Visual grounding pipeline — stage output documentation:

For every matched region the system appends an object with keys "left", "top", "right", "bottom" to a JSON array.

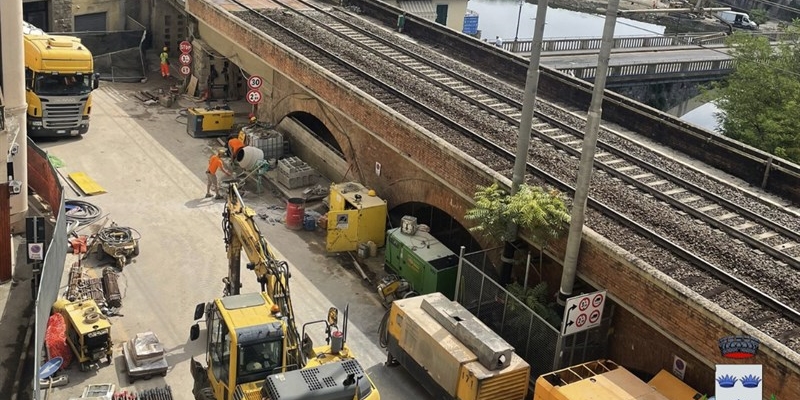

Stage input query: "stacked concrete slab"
[
  {"left": 277, "top": 156, "right": 317, "bottom": 189},
  {"left": 420, "top": 292, "right": 513, "bottom": 371}
]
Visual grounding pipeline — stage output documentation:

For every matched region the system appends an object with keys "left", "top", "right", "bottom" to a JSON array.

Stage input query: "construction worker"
[
  {"left": 160, "top": 47, "right": 170, "bottom": 78},
  {"left": 228, "top": 135, "right": 245, "bottom": 162},
  {"left": 206, "top": 149, "right": 232, "bottom": 199}
]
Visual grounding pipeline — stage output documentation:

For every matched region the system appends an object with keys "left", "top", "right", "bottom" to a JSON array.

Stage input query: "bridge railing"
[
  {"left": 505, "top": 31, "right": 794, "bottom": 53},
  {"left": 562, "top": 58, "right": 734, "bottom": 80}
]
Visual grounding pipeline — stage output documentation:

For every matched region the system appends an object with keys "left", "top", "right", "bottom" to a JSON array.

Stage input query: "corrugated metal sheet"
[{"left": 398, "top": 0, "right": 438, "bottom": 21}]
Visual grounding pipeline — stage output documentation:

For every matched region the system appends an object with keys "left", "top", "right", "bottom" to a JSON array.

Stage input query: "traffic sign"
[
  {"left": 246, "top": 89, "right": 262, "bottom": 105},
  {"left": 179, "top": 40, "right": 193, "bottom": 54},
  {"left": 247, "top": 75, "right": 263, "bottom": 89},
  {"left": 179, "top": 53, "right": 192, "bottom": 66},
  {"left": 561, "top": 290, "right": 606, "bottom": 336},
  {"left": 180, "top": 65, "right": 191, "bottom": 76}
]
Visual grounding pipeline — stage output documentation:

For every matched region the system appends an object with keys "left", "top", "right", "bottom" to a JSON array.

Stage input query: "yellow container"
[{"left": 325, "top": 182, "right": 387, "bottom": 252}]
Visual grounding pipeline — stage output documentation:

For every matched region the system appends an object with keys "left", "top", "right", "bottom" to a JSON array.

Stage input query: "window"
[
  {"left": 209, "top": 310, "right": 230, "bottom": 385},
  {"left": 34, "top": 74, "right": 92, "bottom": 96},
  {"left": 237, "top": 339, "right": 283, "bottom": 383}
]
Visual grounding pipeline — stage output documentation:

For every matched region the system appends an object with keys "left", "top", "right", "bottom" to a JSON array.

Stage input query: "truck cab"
[{"left": 23, "top": 23, "right": 99, "bottom": 138}]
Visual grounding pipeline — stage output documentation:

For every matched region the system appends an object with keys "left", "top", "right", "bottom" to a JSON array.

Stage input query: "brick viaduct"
[{"left": 186, "top": 0, "right": 800, "bottom": 396}]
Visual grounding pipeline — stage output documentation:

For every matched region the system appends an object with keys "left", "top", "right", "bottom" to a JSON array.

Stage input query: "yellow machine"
[
  {"left": 189, "top": 183, "right": 379, "bottom": 400},
  {"left": 53, "top": 299, "right": 113, "bottom": 372},
  {"left": 534, "top": 359, "right": 702, "bottom": 400},
  {"left": 383, "top": 293, "right": 530, "bottom": 400},
  {"left": 326, "top": 182, "right": 387, "bottom": 252},
  {"left": 186, "top": 107, "right": 235, "bottom": 138},
  {"left": 23, "top": 22, "right": 99, "bottom": 138}
]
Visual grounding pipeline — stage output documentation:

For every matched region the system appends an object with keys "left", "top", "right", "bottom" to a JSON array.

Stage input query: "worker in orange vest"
[{"left": 205, "top": 149, "right": 232, "bottom": 199}]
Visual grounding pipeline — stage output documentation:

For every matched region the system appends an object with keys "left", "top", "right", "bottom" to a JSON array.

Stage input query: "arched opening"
[
  {"left": 388, "top": 202, "right": 481, "bottom": 254},
  {"left": 287, "top": 111, "right": 344, "bottom": 157}
]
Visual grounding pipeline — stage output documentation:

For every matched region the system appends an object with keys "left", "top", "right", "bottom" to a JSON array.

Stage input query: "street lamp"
[{"left": 513, "top": 0, "right": 524, "bottom": 52}]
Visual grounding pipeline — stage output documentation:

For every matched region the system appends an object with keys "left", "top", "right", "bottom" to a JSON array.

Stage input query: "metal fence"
[
  {"left": 30, "top": 143, "right": 69, "bottom": 400},
  {"left": 455, "top": 250, "right": 561, "bottom": 379}
]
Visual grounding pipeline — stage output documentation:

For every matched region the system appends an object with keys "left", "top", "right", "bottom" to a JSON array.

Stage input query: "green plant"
[
  {"left": 465, "top": 183, "right": 570, "bottom": 245},
  {"left": 750, "top": 9, "right": 769, "bottom": 26},
  {"left": 506, "top": 281, "right": 561, "bottom": 327}
]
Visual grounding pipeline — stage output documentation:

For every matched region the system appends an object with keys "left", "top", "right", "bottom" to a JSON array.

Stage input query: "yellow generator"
[
  {"left": 326, "top": 182, "right": 387, "bottom": 252},
  {"left": 534, "top": 360, "right": 702, "bottom": 400},
  {"left": 186, "top": 107, "right": 234, "bottom": 138},
  {"left": 384, "top": 293, "right": 530, "bottom": 400},
  {"left": 54, "top": 299, "right": 113, "bottom": 372}
]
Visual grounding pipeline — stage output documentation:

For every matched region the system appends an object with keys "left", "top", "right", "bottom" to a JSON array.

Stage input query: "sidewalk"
[{"left": 1, "top": 235, "right": 35, "bottom": 400}]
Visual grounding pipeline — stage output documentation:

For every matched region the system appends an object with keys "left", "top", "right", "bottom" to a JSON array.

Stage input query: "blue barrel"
[{"left": 303, "top": 214, "right": 316, "bottom": 231}]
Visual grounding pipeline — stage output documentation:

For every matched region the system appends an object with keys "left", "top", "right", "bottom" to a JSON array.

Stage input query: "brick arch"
[{"left": 382, "top": 177, "right": 472, "bottom": 234}]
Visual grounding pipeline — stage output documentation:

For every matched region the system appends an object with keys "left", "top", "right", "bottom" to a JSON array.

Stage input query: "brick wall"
[{"left": 188, "top": 1, "right": 800, "bottom": 397}]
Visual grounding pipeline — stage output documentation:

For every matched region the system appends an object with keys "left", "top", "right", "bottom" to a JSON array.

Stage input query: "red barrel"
[{"left": 285, "top": 198, "right": 305, "bottom": 230}]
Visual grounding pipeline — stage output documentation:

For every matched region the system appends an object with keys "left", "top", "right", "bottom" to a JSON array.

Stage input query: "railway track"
[{"left": 228, "top": 0, "right": 800, "bottom": 348}]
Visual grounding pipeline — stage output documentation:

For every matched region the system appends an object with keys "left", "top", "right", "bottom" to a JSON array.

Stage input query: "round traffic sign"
[
  {"left": 579, "top": 297, "right": 590, "bottom": 311},
  {"left": 592, "top": 293, "right": 604, "bottom": 307},
  {"left": 246, "top": 89, "right": 262, "bottom": 105},
  {"left": 589, "top": 309, "right": 601, "bottom": 324},
  {"left": 180, "top": 65, "right": 191, "bottom": 76},
  {"left": 179, "top": 40, "right": 193, "bottom": 54},
  {"left": 575, "top": 313, "right": 587, "bottom": 327},
  {"left": 248, "top": 75, "right": 263, "bottom": 89},
  {"left": 179, "top": 53, "right": 192, "bottom": 66}
]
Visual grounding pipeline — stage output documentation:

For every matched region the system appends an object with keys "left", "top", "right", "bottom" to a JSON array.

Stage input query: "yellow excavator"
[{"left": 190, "top": 183, "right": 380, "bottom": 400}]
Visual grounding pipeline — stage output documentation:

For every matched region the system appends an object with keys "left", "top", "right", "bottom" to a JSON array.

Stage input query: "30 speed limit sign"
[
  {"left": 246, "top": 89, "right": 262, "bottom": 105},
  {"left": 247, "top": 75, "right": 263, "bottom": 89}
]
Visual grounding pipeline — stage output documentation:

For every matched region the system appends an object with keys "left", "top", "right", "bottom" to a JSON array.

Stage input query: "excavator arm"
[{"left": 221, "top": 183, "right": 304, "bottom": 368}]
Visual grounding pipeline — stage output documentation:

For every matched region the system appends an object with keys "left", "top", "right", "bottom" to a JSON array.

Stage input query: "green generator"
[{"left": 384, "top": 219, "right": 459, "bottom": 299}]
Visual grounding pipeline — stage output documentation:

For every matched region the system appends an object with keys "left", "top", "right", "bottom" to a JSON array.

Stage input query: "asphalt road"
[{"left": 38, "top": 76, "right": 431, "bottom": 400}]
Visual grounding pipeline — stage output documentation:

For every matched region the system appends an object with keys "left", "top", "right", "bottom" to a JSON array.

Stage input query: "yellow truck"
[
  {"left": 534, "top": 359, "right": 703, "bottom": 400},
  {"left": 23, "top": 22, "right": 99, "bottom": 138}
]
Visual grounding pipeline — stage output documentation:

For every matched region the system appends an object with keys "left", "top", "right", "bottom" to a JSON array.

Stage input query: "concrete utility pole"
[
  {"left": 500, "top": 0, "right": 549, "bottom": 285},
  {"left": 1, "top": 0, "right": 30, "bottom": 282},
  {"left": 2, "top": 0, "right": 29, "bottom": 225},
  {"left": 558, "top": 0, "right": 619, "bottom": 304}
]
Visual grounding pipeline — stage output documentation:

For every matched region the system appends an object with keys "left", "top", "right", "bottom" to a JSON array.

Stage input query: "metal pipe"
[
  {"left": 454, "top": 246, "right": 465, "bottom": 302},
  {"left": 513, "top": 0, "right": 524, "bottom": 53},
  {"left": 559, "top": 0, "right": 620, "bottom": 304},
  {"left": 1, "top": 0, "right": 30, "bottom": 228},
  {"left": 523, "top": 251, "right": 531, "bottom": 290},
  {"left": 500, "top": 0, "right": 550, "bottom": 285},
  {"left": 617, "top": 7, "right": 730, "bottom": 13}
]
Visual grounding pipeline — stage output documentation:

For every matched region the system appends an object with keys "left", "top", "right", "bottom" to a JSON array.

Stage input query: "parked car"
[{"left": 716, "top": 11, "right": 759, "bottom": 30}]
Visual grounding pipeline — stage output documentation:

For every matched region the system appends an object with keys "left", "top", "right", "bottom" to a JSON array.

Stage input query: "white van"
[{"left": 716, "top": 11, "right": 759, "bottom": 30}]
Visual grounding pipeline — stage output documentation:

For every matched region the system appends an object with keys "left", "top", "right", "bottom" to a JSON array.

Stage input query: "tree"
[
  {"left": 711, "top": 23, "right": 800, "bottom": 163},
  {"left": 465, "top": 183, "right": 570, "bottom": 283}
]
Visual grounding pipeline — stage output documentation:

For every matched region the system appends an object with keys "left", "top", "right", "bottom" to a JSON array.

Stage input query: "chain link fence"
[
  {"left": 73, "top": 30, "right": 147, "bottom": 83},
  {"left": 456, "top": 249, "right": 561, "bottom": 379}
]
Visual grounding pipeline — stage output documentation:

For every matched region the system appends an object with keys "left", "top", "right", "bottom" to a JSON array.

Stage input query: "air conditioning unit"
[{"left": 400, "top": 216, "right": 418, "bottom": 235}]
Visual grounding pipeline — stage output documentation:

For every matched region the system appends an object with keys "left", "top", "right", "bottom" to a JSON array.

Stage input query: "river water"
[{"left": 467, "top": 0, "right": 722, "bottom": 131}]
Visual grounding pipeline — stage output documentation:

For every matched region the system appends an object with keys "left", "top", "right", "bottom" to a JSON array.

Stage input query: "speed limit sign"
[
  {"left": 179, "top": 53, "right": 192, "bottom": 66},
  {"left": 180, "top": 65, "right": 191, "bottom": 76},
  {"left": 246, "top": 89, "right": 262, "bottom": 105},
  {"left": 248, "top": 75, "right": 263, "bottom": 89}
]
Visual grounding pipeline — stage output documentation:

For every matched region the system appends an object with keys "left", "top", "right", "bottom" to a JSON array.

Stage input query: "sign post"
[
  {"left": 247, "top": 75, "right": 264, "bottom": 115},
  {"left": 179, "top": 41, "right": 193, "bottom": 77},
  {"left": 561, "top": 290, "right": 606, "bottom": 336}
]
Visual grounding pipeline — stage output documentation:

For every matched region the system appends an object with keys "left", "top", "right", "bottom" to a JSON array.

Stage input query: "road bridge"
[{"left": 183, "top": 0, "right": 800, "bottom": 396}]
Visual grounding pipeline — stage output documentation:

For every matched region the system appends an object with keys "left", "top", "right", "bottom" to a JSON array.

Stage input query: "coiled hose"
[
  {"left": 97, "top": 226, "right": 141, "bottom": 244},
  {"left": 64, "top": 200, "right": 102, "bottom": 225}
]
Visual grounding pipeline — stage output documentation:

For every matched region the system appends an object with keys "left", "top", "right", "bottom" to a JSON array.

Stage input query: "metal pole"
[
  {"left": 513, "top": 0, "right": 524, "bottom": 53},
  {"left": 499, "top": 0, "right": 549, "bottom": 286},
  {"left": 558, "top": 0, "right": 620, "bottom": 304},
  {"left": 454, "top": 246, "right": 465, "bottom": 302},
  {"left": 523, "top": 251, "right": 531, "bottom": 290}
]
